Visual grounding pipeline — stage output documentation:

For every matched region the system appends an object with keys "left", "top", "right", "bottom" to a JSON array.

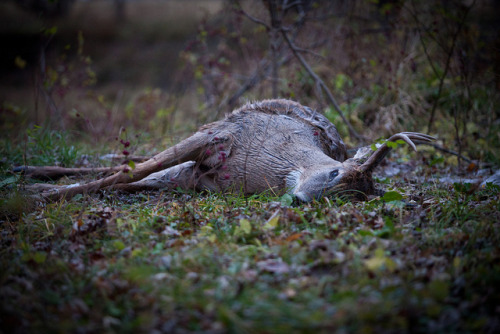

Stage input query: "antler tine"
[
  {"left": 359, "top": 132, "right": 436, "bottom": 172},
  {"left": 388, "top": 133, "right": 417, "bottom": 152},
  {"left": 399, "top": 132, "right": 437, "bottom": 141}
]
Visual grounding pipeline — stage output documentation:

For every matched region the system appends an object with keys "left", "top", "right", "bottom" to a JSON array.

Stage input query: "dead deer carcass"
[{"left": 17, "top": 99, "right": 435, "bottom": 202}]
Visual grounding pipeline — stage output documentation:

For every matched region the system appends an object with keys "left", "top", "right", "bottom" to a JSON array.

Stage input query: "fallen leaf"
[
  {"left": 382, "top": 191, "right": 403, "bottom": 202},
  {"left": 264, "top": 210, "right": 280, "bottom": 230},
  {"left": 466, "top": 162, "right": 477, "bottom": 172},
  {"left": 257, "top": 259, "right": 290, "bottom": 274},
  {"left": 280, "top": 193, "right": 294, "bottom": 206},
  {"left": 235, "top": 219, "right": 252, "bottom": 236},
  {"left": 162, "top": 226, "right": 181, "bottom": 237},
  {"left": 285, "top": 233, "right": 303, "bottom": 242}
]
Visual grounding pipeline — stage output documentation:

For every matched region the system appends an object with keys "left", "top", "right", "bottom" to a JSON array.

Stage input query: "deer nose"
[{"left": 292, "top": 191, "right": 311, "bottom": 203}]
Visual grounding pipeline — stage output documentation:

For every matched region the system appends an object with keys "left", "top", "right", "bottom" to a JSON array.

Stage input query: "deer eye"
[{"left": 329, "top": 170, "right": 339, "bottom": 179}]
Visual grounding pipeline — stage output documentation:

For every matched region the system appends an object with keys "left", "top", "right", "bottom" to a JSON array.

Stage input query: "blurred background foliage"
[{"left": 0, "top": 0, "right": 498, "bottom": 165}]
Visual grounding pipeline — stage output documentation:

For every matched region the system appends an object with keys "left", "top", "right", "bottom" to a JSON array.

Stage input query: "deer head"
[{"left": 290, "top": 132, "right": 435, "bottom": 202}]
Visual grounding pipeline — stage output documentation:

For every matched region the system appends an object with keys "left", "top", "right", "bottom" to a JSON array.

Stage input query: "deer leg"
[
  {"left": 111, "top": 161, "right": 197, "bottom": 192},
  {"left": 22, "top": 162, "right": 199, "bottom": 194},
  {"left": 13, "top": 154, "right": 149, "bottom": 180},
  {"left": 35, "top": 129, "right": 232, "bottom": 201},
  {"left": 13, "top": 165, "right": 124, "bottom": 180}
]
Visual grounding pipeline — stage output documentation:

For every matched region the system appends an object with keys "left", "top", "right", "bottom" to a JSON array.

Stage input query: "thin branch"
[
  {"left": 226, "top": 53, "right": 293, "bottom": 108},
  {"left": 225, "top": 33, "right": 327, "bottom": 110},
  {"left": 427, "top": 25, "right": 463, "bottom": 132},
  {"left": 281, "top": 29, "right": 365, "bottom": 141},
  {"left": 290, "top": 45, "right": 325, "bottom": 59},
  {"left": 239, "top": 7, "right": 271, "bottom": 30},
  {"left": 234, "top": 0, "right": 363, "bottom": 141},
  {"left": 39, "top": 34, "right": 63, "bottom": 129},
  {"left": 283, "top": 0, "right": 307, "bottom": 11},
  {"left": 406, "top": 0, "right": 476, "bottom": 133},
  {"left": 422, "top": 142, "right": 475, "bottom": 165},
  {"left": 405, "top": 1, "right": 439, "bottom": 78}
]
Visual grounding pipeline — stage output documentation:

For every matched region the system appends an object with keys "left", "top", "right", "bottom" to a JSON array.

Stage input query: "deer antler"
[{"left": 359, "top": 132, "right": 436, "bottom": 172}]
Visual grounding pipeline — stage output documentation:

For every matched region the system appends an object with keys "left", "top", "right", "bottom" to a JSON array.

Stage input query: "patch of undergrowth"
[
  {"left": 0, "top": 126, "right": 82, "bottom": 175},
  {"left": 1, "top": 177, "right": 499, "bottom": 333}
]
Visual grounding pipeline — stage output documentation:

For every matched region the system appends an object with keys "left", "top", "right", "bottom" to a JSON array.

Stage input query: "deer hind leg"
[
  {"left": 22, "top": 126, "right": 237, "bottom": 201},
  {"left": 111, "top": 161, "right": 197, "bottom": 192},
  {"left": 112, "top": 162, "right": 224, "bottom": 193},
  {"left": 13, "top": 165, "right": 124, "bottom": 180},
  {"left": 22, "top": 161, "right": 201, "bottom": 195}
]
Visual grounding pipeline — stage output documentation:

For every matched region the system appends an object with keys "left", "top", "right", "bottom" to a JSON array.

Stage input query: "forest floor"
[
  {"left": 1, "top": 0, "right": 499, "bottom": 333},
  {"left": 0, "top": 137, "right": 499, "bottom": 333}
]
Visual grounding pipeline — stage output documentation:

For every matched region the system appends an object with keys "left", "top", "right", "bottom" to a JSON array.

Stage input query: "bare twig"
[
  {"left": 234, "top": 0, "right": 364, "bottom": 141},
  {"left": 288, "top": 45, "right": 325, "bottom": 59},
  {"left": 426, "top": 21, "right": 464, "bottom": 133},
  {"left": 406, "top": 0, "right": 476, "bottom": 133},
  {"left": 239, "top": 7, "right": 271, "bottom": 30},
  {"left": 281, "top": 30, "right": 365, "bottom": 141},
  {"left": 422, "top": 142, "right": 474, "bottom": 165},
  {"left": 270, "top": 27, "right": 280, "bottom": 98},
  {"left": 227, "top": 58, "right": 271, "bottom": 108},
  {"left": 226, "top": 52, "right": 293, "bottom": 109},
  {"left": 405, "top": 2, "right": 439, "bottom": 78},
  {"left": 39, "top": 36, "right": 63, "bottom": 129}
]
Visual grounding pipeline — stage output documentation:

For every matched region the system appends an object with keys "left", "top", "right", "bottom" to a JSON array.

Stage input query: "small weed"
[{"left": 24, "top": 126, "right": 81, "bottom": 166}]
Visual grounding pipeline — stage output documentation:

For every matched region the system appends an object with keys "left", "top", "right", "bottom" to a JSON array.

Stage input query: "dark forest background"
[{"left": 1, "top": 0, "right": 499, "bottom": 165}]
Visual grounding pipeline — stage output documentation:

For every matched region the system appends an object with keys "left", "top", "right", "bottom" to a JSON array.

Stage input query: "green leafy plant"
[{"left": 24, "top": 126, "right": 80, "bottom": 166}]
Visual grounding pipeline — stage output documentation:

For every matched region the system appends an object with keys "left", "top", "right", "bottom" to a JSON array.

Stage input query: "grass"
[{"left": 1, "top": 137, "right": 499, "bottom": 332}]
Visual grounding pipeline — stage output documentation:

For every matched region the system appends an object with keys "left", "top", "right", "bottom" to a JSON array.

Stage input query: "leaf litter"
[{"left": 0, "top": 158, "right": 499, "bottom": 333}]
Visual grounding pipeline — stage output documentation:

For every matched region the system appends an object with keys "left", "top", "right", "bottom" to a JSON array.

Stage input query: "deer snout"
[{"left": 289, "top": 165, "right": 346, "bottom": 202}]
